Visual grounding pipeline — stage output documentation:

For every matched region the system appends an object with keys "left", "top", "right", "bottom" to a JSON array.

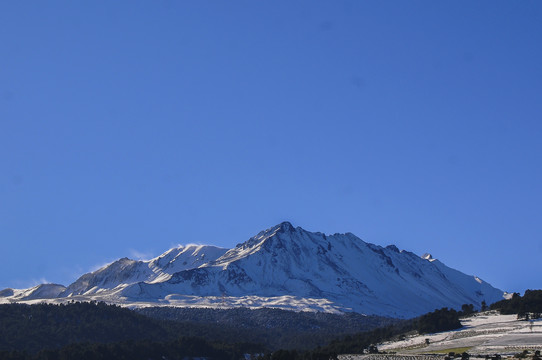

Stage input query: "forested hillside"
[
  {"left": 0, "top": 337, "right": 260, "bottom": 360},
  {"left": 137, "top": 306, "right": 395, "bottom": 337},
  {"left": 0, "top": 301, "right": 490, "bottom": 360},
  {"left": 0, "top": 302, "right": 264, "bottom": 355},
  {"left": 300, "top": 307, "right": 462, "bottom": 359},
  {"left": 490, "top": 290, "right": 542, "bottom": 316},
  {"left": 0, "top": 302, "right": 396, "bottom": 355}
]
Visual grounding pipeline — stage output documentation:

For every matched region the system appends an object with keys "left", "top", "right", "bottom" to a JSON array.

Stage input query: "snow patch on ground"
[
  {"left": 0, "top": 293, "right": 348, "bottom": 314},
  {"left": 379, "top": 312, "right": 542, "bottom": 354}
]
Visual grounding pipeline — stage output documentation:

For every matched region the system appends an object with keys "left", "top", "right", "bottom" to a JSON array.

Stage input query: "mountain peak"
[
  {"left": 422, "top": 253, "right": 435, "bottom": 262},
  {"left": 2, "top": 223, "right": 505, "bottom": 317},
  {"left": 235, "top": 221, "right": 298, "bottom": 249},
  {"left": 277, "top": 221, "right": 295, "bottom": 233},
  {"left": 386, "top": 245, "right": 400, "bottom": 252}
]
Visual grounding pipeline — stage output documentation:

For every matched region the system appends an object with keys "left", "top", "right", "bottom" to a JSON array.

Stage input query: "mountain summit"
[{"left": 0, "top": 222, "right": 504, "bottom": 318}]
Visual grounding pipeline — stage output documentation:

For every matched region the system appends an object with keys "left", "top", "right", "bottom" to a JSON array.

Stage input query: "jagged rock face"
[
  {"left": 61, "top": 245, "right": 229, "bottom": 296},
  {"left": 1, "top": 222, "right": 505, "bottom": 318},
  {"left": 118, "top": 222, "right": 504, "bottom": 318}
]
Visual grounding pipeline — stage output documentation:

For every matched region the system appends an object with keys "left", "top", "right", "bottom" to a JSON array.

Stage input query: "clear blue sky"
[{"left": 1, "top": 1, "right": 541, "bottom": 296}]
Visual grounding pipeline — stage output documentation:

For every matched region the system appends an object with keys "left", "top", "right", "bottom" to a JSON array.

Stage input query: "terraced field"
[{"left": 376, "top": 312, "right": 542, "bottom": 355}]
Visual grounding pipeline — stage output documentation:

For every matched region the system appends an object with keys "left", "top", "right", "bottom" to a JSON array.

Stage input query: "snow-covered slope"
[
  {"left": 0, "top": 222, "right": 505, "bottom": 318},
  {"left": 376, "top": 311, "right": 542, "bottom": 354},
  {"left": 118, "top": 222, "right": 504, "bottom": 317},
  {"left": 60, "top": 244, "right": 228, "bottom": 296},
  {"left": 0, "top": 284, "right": 66, "bottom": 301}
]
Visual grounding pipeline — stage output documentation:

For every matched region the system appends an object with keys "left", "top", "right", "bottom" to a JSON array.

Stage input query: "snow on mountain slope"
[
  {"left": 118, "top": 222, "right": 504, "bottom": 318},
  {"left": 0, "top": 284, "right": 66, "bottom": 301},
  {"left": 60, "top": 244, "right": 228, "bottom": 297},
  {"left": 0, "top": 222, "right": 505, "bottom": 317},
  {"left": 147, "top": 244, "right": 229, "bottom": 283}
]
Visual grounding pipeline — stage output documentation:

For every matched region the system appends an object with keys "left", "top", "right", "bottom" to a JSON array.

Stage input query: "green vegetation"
[
  {"left": 0, "top": 337, "right": 259, "bottom": 360},
  {"left": 0, "top": 301, "right": 490, "bottom": 360},
  {"left": 259, "top": 307, "right": 464, "bottom": 360},
  {"left": 490, "top": 290, "right": 542, "bottom": 316},
  {"left": 428, "top": 347, "right": 472, "bottom": 354},
  {"left": 0, "top": 302, "right": 266, "bottom": 355},
  {"left": 417, "top": 307, "right": 461, "bottom": 334},
  {"left": 0, "top": 301, "right": 167, "bottom": 353},
  {"left": 137, "top": 306, "right": 396, "bottom": 349},
  {"left": 0, "top": 301, "right": 396, "bottom": 356},
  {"left": 460, "top": 304, "right": 475, "bottom": 316}
]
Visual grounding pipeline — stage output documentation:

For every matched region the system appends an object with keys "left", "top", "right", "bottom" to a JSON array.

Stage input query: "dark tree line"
[
  {"left": 490, "top": 290, "right": 542, "bottom": 315},
  {"left": 417, "top": 307, "right": 461, "bottom": 334},
  {"left": 0, "top": 302, "right": 398, "bottom": 356},
  {"left": 0, "top": 302, "right": 399, "bottom": 355},
  {"left": 137, "top": 306, "right": 393, "bottom": 334},
  {"left": 137, "top": 306, "right": 397, "bottom": 350},
  {"left": 0, "top": 299, "right": 498, "bottom": 360},
  {"left": 259, "top": 307, "right": 464, "bottom": 360},
  {"left": 0, "top": 336, "right": 260, "bottom": 360},
  {"left": 0, "top": 301, "right": 168, "bottom": 353},
  {"left": 0, "top": 302, "right": 264, "bottom": 355}
]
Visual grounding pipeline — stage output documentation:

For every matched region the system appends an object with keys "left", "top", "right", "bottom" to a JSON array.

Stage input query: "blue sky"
[{"left": 1, "top": 1, "right": 541, "bottom": 295}]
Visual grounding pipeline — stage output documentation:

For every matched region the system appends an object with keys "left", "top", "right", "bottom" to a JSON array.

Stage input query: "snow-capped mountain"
[
  {"left": 0, "top": 283, "right": 67, "bottom": 301},
  {"left": 0, "top": 222, "right": 505, "bottom": 318},
  {"left": 61, "top": 244, "right": 229, "bottom": 296}
]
